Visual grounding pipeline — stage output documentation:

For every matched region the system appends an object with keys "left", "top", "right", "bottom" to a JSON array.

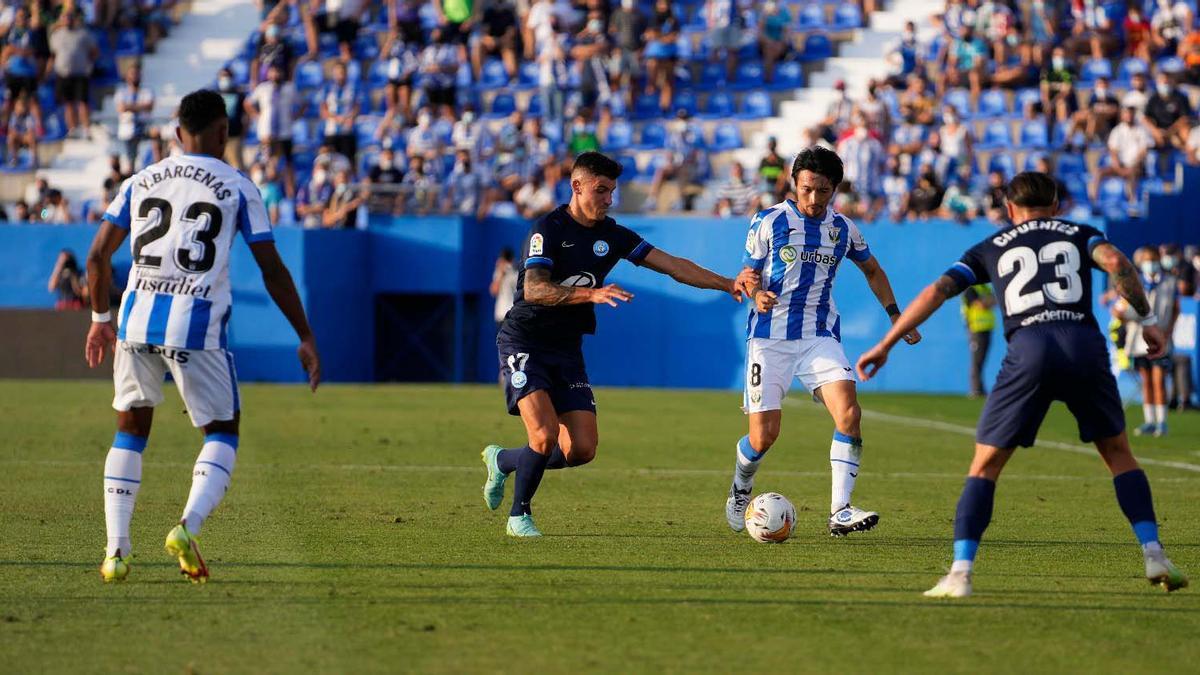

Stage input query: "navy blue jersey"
[
  {"left": 944, "top": 219, "right": 1107, "bottom": 338},
  {"left": 500, "top": 205, "right": 654, "bottom": 346}
]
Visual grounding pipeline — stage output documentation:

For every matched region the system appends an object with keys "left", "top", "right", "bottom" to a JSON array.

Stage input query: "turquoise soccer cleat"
[
  {"left": 506, "top": 514, "right": 542, "bottom": 538},
  {"left": 164, "top": 524, "right": 209, "bottom": 584},
  {"left": 481, "top": 444, "right": 508, "bottom": 510}
]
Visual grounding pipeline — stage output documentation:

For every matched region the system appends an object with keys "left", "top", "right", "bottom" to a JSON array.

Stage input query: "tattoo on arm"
[
  {"left": 934, "top": 274, "right": 964, "bottom": 300},
  {"left": 523, "top": 268, "right": 588, "bottom": 306},
  {"left": 1112, "top": 259, "right": 1151, "bottom": 317}
]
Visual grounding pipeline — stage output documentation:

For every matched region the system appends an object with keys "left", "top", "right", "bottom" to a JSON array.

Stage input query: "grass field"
[{"left": 1, "top": 380, "right": 1198, "bottom": 674}]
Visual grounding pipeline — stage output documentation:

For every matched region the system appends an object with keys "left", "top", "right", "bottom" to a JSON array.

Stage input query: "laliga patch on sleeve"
[
  {"left": 745, "top": 230, "right": 756, "bottom": 254},
  {"left": 529, "top": 233, "right": 544, "bottom": 256}
]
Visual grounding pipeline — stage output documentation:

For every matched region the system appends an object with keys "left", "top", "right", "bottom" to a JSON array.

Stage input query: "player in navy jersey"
[
  {"left": 857, "top": 172, "right": 1188, "bottom": 597},
  {"left": 85, "top": 90, "right": 321, "bottom": 583},
  {"left": 480, "top": 151, "right": 753, "bottom": 537}
]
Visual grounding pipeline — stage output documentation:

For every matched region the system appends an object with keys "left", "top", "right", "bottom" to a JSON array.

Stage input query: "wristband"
[
  {"left": 1138, "top": 312, "right": 1158, "bottom": 327},
  {"left": 885, "top": 303, "right": 901, "bottom": 317},
  {"left": 91, "top": 310, "right": 112, "bottom": 323}
]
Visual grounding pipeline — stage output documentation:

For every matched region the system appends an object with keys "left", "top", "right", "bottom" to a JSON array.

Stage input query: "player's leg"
[
  {"left": 1134, "top": 363, "right": 1157, "bottom": 435},
  {"left": 727, "top": 339, "right": 792, "bottom": 532},
  {"left": 1094, "top": 433, "right": 1188, "bottom": 591},
  {"left": 555, "top": 410, "right": 598, "bottom": 468},
  {"left": 499, "top": 391, "right": 559, "bottom": 537},
  {"left": 1150, "top": 363, "right": 1168, "bottom": 436}
]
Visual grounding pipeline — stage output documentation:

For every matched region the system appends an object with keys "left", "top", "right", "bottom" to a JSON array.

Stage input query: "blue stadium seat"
[
  {"left": 1079, "top": 58, "right": 1113, "bottom": 83},
  {"left": 480, "top": 59, "right": 509, "bottom": 89},
  {"left": 977, "top": 120, "right": 1012, "bottom": 150},
  {"left": 699, "top": 62, "right": 726, "bottom": 88},
  {"left": 605, "top": 121, "right": 634, "bottom": 151},
  {"left": 1098, "top": 176, "right": 1127, "bottom": 204},
  {"left": 988, "top": 153, "right": 1016, "bottom": 178},
  {"left": 525, "top": 94, "right": 542, "bottom": 117},
  {"left": 943, "top": 88, "right": 971, "bottom": 119},
  {"left": 517, "top": 62, "right": 539, "bottom": 89},
  {"left": 486, "top": 92, "right": 516, "bottom": 118},
  {"left": 296, "top": 61, "right": 324, "bottom": 90},
  {"left": 1063, "top": 173, "right": 1089, "bottom": 201},
  {"left": 700, "top": 91, "right": 735, "bottom": 119},
  {"left": 615, "top": 153, "right": 639, "bottom": 179},
  {"left": 1118, "top": 57, "right": 1148, "bottom": 83},
  {"left": 318, "top": 32, "right": 339, "bottom": 58},
  {"left": 801, "top": 33, "right": 832, "bottom": 61},
  {"left": 797, "top": 3, "right": 827, "bottom": 29},
  {"left": 1141, "top": 177, "right": 1167, "bottom": 197},
  {"left": 1014, "top": 88, "right": 1041, "bottom": 115},
  {"left": 671, "top": 91, "right": 698, "bottom": 117},
  {"left": 1057, "top": 153, "right": 1086, "bottom": 176},
  {"left": 1019, "top": 119, "right": 1049, "bottom": 148},
  {"left": 354, "top": 115, "right": 381, "bottom": 147},
  {"left": 354, "top": 35, "right": 380, "bottom": 61},
  {"left": 633, "top": 93, "right": 662, "bottom": 120},
  {"left": 770, "top": 61, "right": 804, "bottom": 89},
  {"left": 42, "top": 112, "right": 65, "bottom": 141},
  {"left": 737, "top": 90, "right": 772, "bottom": 119},
  {"left": 710, "top": 123, "right": 742, "bottom": 150},
  {"left": 114, "top": 28, "right": 145, "bottom": 57},
  {"left": 833, "top": 4, "right": 863, "bottom": 29},
  {"left": 291, "top": 120, "right": 312, "bottom": 150},
  {"left": 367, "top": 60, "right": 389, "bottom": 88},
  {"left": 977, "top": 88, "right": 1008, "bottom": 118},
  {"left": 639, "top": 153, "right": 670, "bottom": 180},
  {"left": 1156, "top": 55, "right": 1185, "bottom": 73},
  {"left": 732, "top": 61, "right": 764, "bottom": 90},
  {"left": 639, "top": 122, "right": 667, "bottom": 150}
]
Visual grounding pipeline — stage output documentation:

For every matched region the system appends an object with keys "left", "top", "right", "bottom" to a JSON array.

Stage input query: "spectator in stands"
[
  {"left": 514, "top": 163, "right": 556, "bottom": 219},
  {"left": 401, "top": 153, "right": 437, "bottom": 215},
  {"left": 705, "top": 0, "right": 740, "bottom": 83},
  {"left": 713, "top": 162, "right": 758, "bottom": 218},
  {"left": 572, "top": 10, "right": 610, "bottom": 113},
  {"left": 881, "top": 158, "right": 907, "bottom": 221},
  {"left": 389, "top": 0, "right": 425, "bottom": 44},
  {"left": 1078, "top": 75, "right": 1120, "bottom": 147},
  {"left": 644, "top": 0, "right": 680, "bottom": 114},
  {"left": 421, "top": 27, "right": 463, "bottom": 118},
  {"left": 990, "top": 32, "right": 1039, "bottom": 89},
  {"left": 899, "top": 73, "right": 937, "bottom": 126},
  {"left": 443, "top": 148, "right": 484, "bottom": 216},
  {"left": 758, "top": 2, "right": 790, "bottom": 85},
  {"left": 1038, "top": 46, "right": 1078, "bottom": 125},
  {"left": 906, "top": 164, "right": 944, "bottom": 219},
  {"left": 939, "top": 171, "right": 977, "bottom": 223},
  {"left": 217, "top": 67, "right": 248, "bottom": 170},
  {"left": 115, "top": 63, "right": 155, "bottom": 174},
  {"left": 490, "top": 246, "right": 517, "bottom": 335},
  {"left": 246, "top": 63, "right": 301, "bottom": 197},
  {"left": 535, "top": 30, "right": 569, "bottom": 129},
  {"left": 818, "top": 79, "right": 855, "bottom": 143},
  {"left": 451, "top": 105, "right": 488, "bottom": 159},
  {"left": 566, "top": 112, "right": 601, "bottom": 156},
  {"left": 472, "top": 0, "right": 518, "bottom": 83},
  {"left": 319, "top": 59, "right": 360, "bottom": 165},
  {"left": 644, "top": 109, "right": 706, "bottom": 212},
  {"left": 943, "top": 26, "right": 988, "bottom": 109},
  {"left": 1124, "top": 4, "right": 1152, "bottom": 62},
  {"left": 837, "top": 112, "right": 885, "bottom": 213},
  {"left": 323, "top": 167, "right": 366, "bottom": 228},
  {"left": 858, "top": 80, "right": 892, "bottom": 140},
  {"left": 889, "top": 104, "right": 926, "bottom": 177},
  {"left": 1155, "top": 0, "right": 1192, "bottom": 57},
  {"left": 757, "top": 136, "right": 786, "bottom": 200},
  {"left": 1185, "top": 119, "right": 1200, "bottom": 165},
  {"left": 1123, "top": 71, "right": 1151, "bottom": 115},
  {"left": 48, "top": 9, "right": 97, "bottom": 140},
  {"left": 6, "top": 95, "right": 38, "bottom": 168},
  {"left": 85, "top": 177, "right": 119, "bottom": 223},
  {"left": 365, "top": 146, "right": 404, "bottom": 214},
  {"left": 1065, "top": 0, "right": 1117, "bottom": 59},
  {"left": 1092, "top": 106, "right": 1152, "bottom": 204},
  {"left": 1144, "top": 71, "right": 1192, "bottom": 175},
  {"left": 607, "top": 0, "right": 647, "bottom": 109},
  {"left": 312, "top": 0, "right": 367, "bottom": 63},
  {"left": 980, "top": 169, "right": 1007, "bottom": 223},
  {"left": 296, "top": 155, "right": 334, "bottom": 227},
  {"left": 937, "top": 105, "right": 973, "bottom": 179},
  {"left": 833, "top": 180, "right": 868, "bottom": 220},
  {"left": 251, "top": 19, "right": 297, "bottom": 86},
  {"left": 886, "top": 20, "right": 920, "bottom": 87},
  {"left": 977, "top": 0, "right": 1015, "bottom": 64},
  {"left": 380, "top": 30, "right": 420, "bottom": 129},
  {"left": 47, "top": 249, "right": 86, "bottom": 310},
  {"left": 249, "top": 161, "right": 285, "bottom": 223},
  {"left": 406, "top": 108, "right": 444, "bottom": 160},
  {"left": 521, "top": 115, "right": 554, "bottom": 168},
  {"left": 2, "top": 6, "right": 44, "bottom": 139},
  {"left": 434, "top": 0, "right": 477, "bottom": 44},
  {"left": 39, "top": 188, "right": 71, "bottom": 224},
  {"left": 10, "top": 200, "right": 31, "bottom": 222}
]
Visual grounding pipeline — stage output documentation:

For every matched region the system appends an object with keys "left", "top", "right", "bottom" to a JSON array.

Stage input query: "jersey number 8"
[
  {"left": 997, "top": 242, "right": 1082, "bottom": 315},
  {"left": 132, "top": 197, "right": 224, "bottom": 273}
]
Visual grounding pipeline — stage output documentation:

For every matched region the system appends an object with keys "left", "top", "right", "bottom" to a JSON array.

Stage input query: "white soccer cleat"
[
  {"left": 924, "top": 571, "right": 973, "bottom": 598},
  {"left": 828, "top": 504, "right": 879, "bottom": 537},
  {"left": 725, "top": 484, "right": 751, "bottom": 532},
  {"left": 1145, "top": 550, "right": 1189, "bottom": 592}
]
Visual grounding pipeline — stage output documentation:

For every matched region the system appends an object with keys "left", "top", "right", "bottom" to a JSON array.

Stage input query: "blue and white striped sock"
[
  {"left": 104, "top": 432, "right": 146, "bottom": 557},
  {"left": 182, "top": 434, "right": 238, "bottom": 536},
  {"left": 830, "top": 431, "right": 862, "bottom": 513}
]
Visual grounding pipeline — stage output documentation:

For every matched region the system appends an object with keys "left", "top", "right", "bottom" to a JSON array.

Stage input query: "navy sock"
[
  {"left": 545, "top": 447, "right": 568, "bottom": 469},
  {"left": 952, "top": 477, "right": 996, "bottom": 563},
  {"left": 1113, "top": 469, "right": 1160, "bottom": 545},
  {"left": 509, "top": 446, "right": 552, "bottom": 517},
  {"left": 499, "top": 446, "right": 567, "bottom": 472}
]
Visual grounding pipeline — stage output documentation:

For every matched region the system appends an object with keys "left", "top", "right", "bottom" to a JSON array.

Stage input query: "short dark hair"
[
  {"left": 1005, "top": 171, "right": 1058, "bottom": 208},
  {"left": 500, "top": 246, "right": 514, "bottom": 261},
  {"left": 572, "top": 151, "right": 623, "bottom": 180},
  {"left": 791, "top": 146, "right": 843, "bottom": 187},
  {"left": 178, "top": 89, "right": 228, "bottom": 135}
]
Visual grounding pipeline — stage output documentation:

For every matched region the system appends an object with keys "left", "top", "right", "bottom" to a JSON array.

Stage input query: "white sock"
[
  {"left": 734, "top": 435, "right": 766, "bottom": 490},
  {"left": 103, "top": 433, "right": 146, "bottom": 558},
  {"left": 1143, "top": 403, "right": 1155, "bottom": 425},
  {"left": 830, "top": 432, "right": 862, "bottom": 513},
  {"left": 1154, "top": 404, "right": 1167, "bottom": 425},
  {"left": 1143, "top": 541, "right": 1164, "bottom": 555},
  {"left": 950, "top": 560, "right": 973, "bottom": 573},
  {"left": 181, "top": 434, "right": 238, "bottom": 536}
]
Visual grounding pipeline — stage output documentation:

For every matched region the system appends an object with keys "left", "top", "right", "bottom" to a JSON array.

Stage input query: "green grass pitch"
[{"left": 1, "top": 380, "right": 1198, "bottom": 673}]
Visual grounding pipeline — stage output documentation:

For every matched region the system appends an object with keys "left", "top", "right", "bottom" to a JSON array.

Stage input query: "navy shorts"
[
  {"left": 977, "top": 323, "right": 1125, "bottom": 449},
  {"left": 497, "top": 338, "right": 596, "bottom": 417}
]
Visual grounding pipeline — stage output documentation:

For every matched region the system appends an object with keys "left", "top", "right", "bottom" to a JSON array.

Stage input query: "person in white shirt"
[
  {"left": 1092, "top": 106, "right": 1152, "bottom": 203},
  {"left": 245, "top": 64, "right": 301, "bottom": 197},
  {"left": 114, "top": 64, "right": 155, "bottom": 174}
]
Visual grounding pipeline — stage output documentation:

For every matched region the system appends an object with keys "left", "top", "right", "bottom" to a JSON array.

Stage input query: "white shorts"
[
  {"left": 743, "top": 337, "right": 854, "bottom": 413},
  {"left": 112, "top": 341, "right": 240, "bottom": 427}
]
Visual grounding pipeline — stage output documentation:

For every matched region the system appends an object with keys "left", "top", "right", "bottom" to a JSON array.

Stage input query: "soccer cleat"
[
  {"left": 725, "top": 484, "right": 751, "bottom": 532},
  {"left": 828, "top": 505, "right": 880, "bottom": 537},
  {"left": 1133, "top": 423, "right": 1156, "bottom": 436},
  {"left": 164, "top": 524, "right": 209, "bottom": 583},
  {"left": 506, "top": 514, "right": 542, "bottom": 538},
  {"left": 99, "top": 552, "right": 130, "bottom": 583},
  {"left": 481, "top": 444, "right": 508, "bottom": 510},
  {"left": 1145, "top": 550, "right": 1189, "bottom": 592},
  {"left": 924, "top": 571, "right": 973, "bottom": 598},
  {"left": 1153, "top": 423, "right": 1168, "bottom": 438}
]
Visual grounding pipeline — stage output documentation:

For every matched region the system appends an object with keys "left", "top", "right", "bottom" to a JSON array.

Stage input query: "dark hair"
[
  {"left": 572, "top": 151, "right": 623, "bottom": 180},
  {"left": 178, "top": 89, "right": 228, "bottom": 134},
  {"left": 1005, "top": 171, "right": 1058, "bottom": 208},
  {"left": 791, "top": 146, "right": 843, "bottom": 186},
  {"left": 500, "top": 246, "right": 514, "bottom": 261}
]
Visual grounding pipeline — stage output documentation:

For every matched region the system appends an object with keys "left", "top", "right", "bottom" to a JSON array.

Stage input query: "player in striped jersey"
[
  {"left": 725, "top": 146, "right": 921, "bottom": 537},
  {"left": 84, "top": 89, "right": 321, "bottom": 583}
]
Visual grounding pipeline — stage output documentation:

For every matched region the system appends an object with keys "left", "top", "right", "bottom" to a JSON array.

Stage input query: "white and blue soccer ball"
[{"left": 744, "top": 492, "right": 797, "bottom": 543}]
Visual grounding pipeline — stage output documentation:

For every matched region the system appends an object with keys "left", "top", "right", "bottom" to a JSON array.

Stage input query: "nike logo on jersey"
[
  {"left": 849, "top": 472, "right": 858, "bottom": 478},
  {"left": 843, "top": 367, "right": 852, "bottom": 372},
  {"left": 561, "top": 242, "right": 575, "bottom": 247}
]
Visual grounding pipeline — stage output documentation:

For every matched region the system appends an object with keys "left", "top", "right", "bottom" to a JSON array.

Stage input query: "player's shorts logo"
[
  {"left": 750, "top": 392, "right": 762, "bottom": 403},
  {"left": 560, "top": 273, "right": 597, "bottom": 287},
  {"left": 593, "top": 240, "right": 610, "bottom": 256},
  {"left": 510, "top": 371, "right": 528, "bottom": 389},
  {"left": 779, "top": 245, "right": 797, "bottom": 264}
]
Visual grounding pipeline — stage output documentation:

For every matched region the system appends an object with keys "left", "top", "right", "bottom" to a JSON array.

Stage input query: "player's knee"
[
  {"left": 750, "top": 427, "right": 779, "bottom": 451},
  {"left": 566, "top": 441, "right": 596, "bottom": 466},
  {"left": 835, "top": 403, "right": 862, "bottom": 435},
  {"left": 528, "top": 427, "right": 557, "bottom": 454}
]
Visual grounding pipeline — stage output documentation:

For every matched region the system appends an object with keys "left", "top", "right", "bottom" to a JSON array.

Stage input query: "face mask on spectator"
[
  {"left": 854, "top": 126, "right": 868, "bottom": 140},
  {"left": 903, "top": 28, "right": 915, "bottom": 41},
  {"left": 218, "top": 76, "right": 233, "bottom": 90},
  {"left": 588, "top": 19, "right": 603, "bottom": 32},
  {"left": 1140, "top": 261, "right": 1160, "bottom": 277},
  {"left": 266, "top": 25, "right": 280, "bottom": 40},
  {"left": 1156, "top": 82, "right": 1171, "bottom": 96},
  {"left": 1096, "top": 84, "right": 1108, "bottom": 97},
  {"left": 251, "top": 169, "right": 265, "bottom": 183},
  {"left": 335, "top": 182, "right": 350, "bottom": 196},
  {"left": 1162, "top": 256, "right": 1176, "bottom": 270},
  {"left": 313, "top": 169, "right": 329, "bottom": 185},
  {"left": 379, "top": 156, "right": 394, "bottom": 170},
  {"left": 621, "top": 0, "right": 634, "bottom": 8},
  {"left": 1051, "top": 56, "right": 1065, "bottom": 70},
  {"left": 462, "top": 111, "right": 476, "bottom": 125}
]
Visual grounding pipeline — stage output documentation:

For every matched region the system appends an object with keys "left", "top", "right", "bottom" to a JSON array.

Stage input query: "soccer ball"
[{"left": 744, "top": 492, "right": 797, "bottom": 543}]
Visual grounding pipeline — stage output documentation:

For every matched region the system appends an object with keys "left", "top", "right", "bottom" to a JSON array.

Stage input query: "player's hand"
[
  {"left": 734, "top": 267, "right": 760, "bottom": 297},
  {"left": 298, "top": 337, "right": 321, "bottom": 392},
  {"left": 85, "top": 320, "right": 116, "bottom": 368},
  {"left": 1142, "top": 324, "right": 1167, "bottom": 360},
  {"left": 725, "top": 277, "right": 745, "bottom": 303},
  {"left": 590, "top": 283, "right": 633, "bottom": 307},
  {"left": 753, "top": 289, "right": 778, "bottom": 313},
  {"left": 856, "top": 344, "right": 889, "bottom": 381}
]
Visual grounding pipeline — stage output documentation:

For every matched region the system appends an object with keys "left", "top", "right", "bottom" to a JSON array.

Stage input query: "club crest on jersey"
[
  {"left": 828, "top": 226, "right": 840, "bottom": 243},
  {"left": 779, "top": 245, "right": 797, "bottom": 264},
  {"left": 529, "top": 233, "right": 544, "bottom": 256},
  {"left": 593, "top": 240, "right": 610, "bottom": 256},
  {"left": 510, "top": 371, "right": 528, "bottom": 389}
]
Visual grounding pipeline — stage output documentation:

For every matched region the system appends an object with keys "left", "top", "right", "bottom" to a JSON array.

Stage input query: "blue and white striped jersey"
[
  {"left": 742, "top": 201, "right": 872, "bottom": 341},
  {"left": 102, "top": 153, "right": 274, "bottom": 350}
]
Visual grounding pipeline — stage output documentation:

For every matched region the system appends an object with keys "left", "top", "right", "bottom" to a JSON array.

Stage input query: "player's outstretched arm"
[
  {"left": 249, "top": 241, "right": 322, "bottom": 391},
  {"left": 1092, "top": 242, "right": 1167, "bottom": 358},
  {"left": 84, "top": 221, "right": 129, "bottom": 368},
  {"left": 523, "top": 267, "right": 632, "bottom": 307},
  {"left": 856, "top": 275, "right": 959, "bottom": 381},
  {"left": 853, "top": 255, "right": 921, "bottom": 345},
  {"left": 639, "top": 248, "right": 744, "bottom": 302}
]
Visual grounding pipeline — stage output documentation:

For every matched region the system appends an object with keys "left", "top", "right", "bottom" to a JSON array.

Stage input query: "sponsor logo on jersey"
[
  {"left": 121, "top": 343, "right": 191, "bottom": 363},
  {"left": 132, "top": 274, "right": 213, "bottom": 298},
  {"left": 1019, "top": 309, "right": 1087, "bottom": 327},
  {"left": 593, "top": 240, "right": 610, "bottom": 256},
  {"left": 560, "top": 273, "right": 597, "bottom": 288},
  {"left": 510, "top": 371, "right": 528, "bottom": 389},
  {"left": 779, "top": 245, "right": 797, "bottom": 263},
  {"left": 798, "top": 250, "right": 838, "bottom": 266},
  {"left": 529, "top": 233, "right": 544, "bottom": 256}
]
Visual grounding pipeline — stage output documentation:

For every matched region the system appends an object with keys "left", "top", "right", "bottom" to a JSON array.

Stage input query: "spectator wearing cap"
[
  {"left": 759, "top": 1, "right": 790, "bottom": 84},
  {"left": 48, "top": 9, "right": 97, "bottom": 139},
  {"left": 319, "top": 59, "right": 360, "bottom": 165},
  {"left": 713, "top": 162, "right": 759, "bottom": 218},
  {"left": 296, "top": 156, "right": 335, "bottom": 227},
  {"left": 216, "top": 67, "right": 248, "bottom": 169},
  {"left": 379, "top": 30, "right": 420, "bottom": 130},
  {"left": 607, "top": 0, "right": 647, "bottom": 109},
  {"left": 2, "top": 6, "right": 44, "bottom": 139},
  {"left": 246, "top": 63, "right": 302, "bottom": 197},
  {"left": 471, "top": 0, "right": 519, "bottom": 83},
  {"left": 1144, "top": 71, "right": 1192, "bottom": 174},
  {"left": 1092, "top": 106, "right": 1152, "bottom": 204},
  {"left": 115, "top": 63, "right": 155, "bottom": 175},
  {"left": 644, "top": 0, "right": 680, "bottom": 114}
]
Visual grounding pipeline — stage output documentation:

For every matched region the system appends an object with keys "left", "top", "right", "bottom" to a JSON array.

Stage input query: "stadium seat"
[
  {"left": 1063, "top": 173, "right": 1088, "bottom": 200},
  {"left": 1014, "top": 88, "right": 1041, "bottom": 115},
  {"left": 354, "top": 115, "right": 381, "bottom": 147},
  {"left": 639, "top": 122, "right": 667, "bottom": 150},
  {"left": 615, "top": 153, "right": 639, "bottom": 179},
  {"left": 801, "top": 33, "right": 832, "bottom": 61},
  {"left": 699, "top": 91, "right": 735, "bottom": 119},
  {"left": 114, "top": 28, "right": 144, "bottom": 57},
  {"left": 671, "top": 91, "right": 698, "bottom": 117},
  {"left": 1019, "top": 119, "right": 1049, "bottom": 148},
  {"left": 517, "top": 62, "right": 538, "bottom": 89},
  {"left": 1057, "top": 153, "right": 1086, "bottom": 176},
  {"left": 633, "top": 93, "right": 661, "bottom": 120},
  {"left": 1079, "top": 58, "right": 1113, "bottom": 83},
  {"left": 710, "top": 123, "right": 742, "bottom": 150},
  {"left": 699, "top": 62, "right": 725, "bottom": 88},
  {"left": 737, "top": 90, "right": 772, "bottom": 119},
  {"left": 480, "top": 59, "right": 509, "bottom": 89},
  {"left": 1156, "top": 55, "right": 1185, "bottom": 73},
  {"left": 978, "top": 88, "right": 1008, "bottom": 118},
  {"left": 318, "top": 32, "right": 339, "bottom": 58},
  {"left": 225, "top": 58, "right": 250, "bottom": 87},
  {"left": 41, "top": 112, "right": 65, "bottom": 141},
  {"left": 1118, "top": 57, "right": 1148, "bottom": 83},
  {"left": 639, "top": 153, "right": 670, "bottom": 180},
  {"left": 833, "top": 4, "right": 863, "bottom": 29},
  {"left": 977, "top": 120, "right": 1012, "bottom": 150},
  {"left": 525, "top": 94, "right": 542, "bottom": 117},
  {"left": 797, "top": 3, "right": 827, "bottom": 29},
  {"left": 367, "top": 60, "right": 389, "bottom": 88},
  {"left": 770, "top": 61, "right": 804, "bottom": 89},
  {"left": 1141, "top": 177, "right": 1167, "bottom": 196},
  {"left": 988, "top": 153, "right": 1016, "bottom": 178},
  {"left": 291, "top": 120, "right": 312, "bottom": 150},
  {"left": 605, "top": 121, "right": 634, "bottom": 152},
  {"left": 943, "top": 88, "right": 971, "bottom": 119},
  {"left": 486, "top": 92, "right": 516, "bottom": 119},
  {"left": 354, "top": 35, "right": 380, "bottom": 61},
  {"left": 296, "top": 61, "right": 324, "bottom": 90},
  {"left": 731, "top": 61, "right": 764, "bottom": 90}
]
